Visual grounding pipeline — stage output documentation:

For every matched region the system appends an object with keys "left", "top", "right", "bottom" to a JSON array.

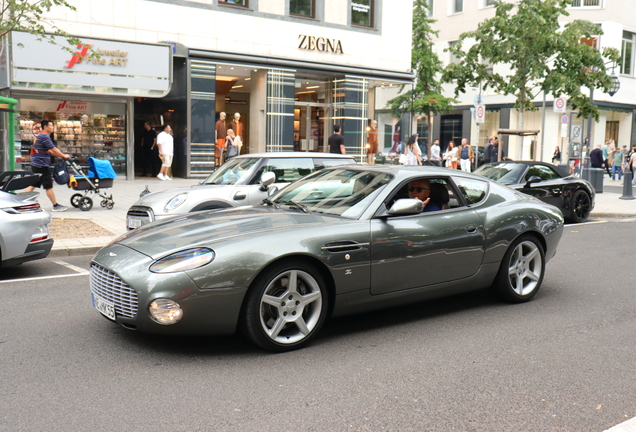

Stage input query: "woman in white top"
[
  {"left": 402, "top": 134, "right": 421, "bottom": 166},
  {"left": 443, "top": 141, "right": 458, "bottom": 169}
]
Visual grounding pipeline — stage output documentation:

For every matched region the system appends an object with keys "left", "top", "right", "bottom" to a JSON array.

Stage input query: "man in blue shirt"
[
  {"left": 25, "top": 120, "right": 71, "bottom": 211},
  {"left": 408, "top": 179, "right": 441, "bottom": 213}
]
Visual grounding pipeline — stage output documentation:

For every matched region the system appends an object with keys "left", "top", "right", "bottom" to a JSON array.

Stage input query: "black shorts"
[{"left": 31, "top": 165, "right": 53, "bottom": 190}]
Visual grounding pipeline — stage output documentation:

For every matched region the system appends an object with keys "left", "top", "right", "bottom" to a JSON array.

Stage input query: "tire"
[
  {"left": 569, "top": 189, "right": 591, "bottom": 223},
  {"left": 78, "top": 197, "right": 93, "bottom": 212},
  {"left": 70, "top": 193, "right": 83, "bottom": 208},
  {"left": 241, "top": 260, "right": 328, "bottom": 352},
  {"left": 106, "top": 202, "right": 114, "bottom": 210},
  {"left": 493, "top": 234, "right": 545, "bottom": 303}
]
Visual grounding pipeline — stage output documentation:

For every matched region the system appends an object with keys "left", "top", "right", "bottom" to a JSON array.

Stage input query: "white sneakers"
[{"left": 157, "top": 173, "right": 172, "bottom": 181}]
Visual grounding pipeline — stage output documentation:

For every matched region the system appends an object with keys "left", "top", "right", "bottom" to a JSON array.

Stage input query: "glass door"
[{"left": 294, "top": 103, "right": 329, "bottom": 152}]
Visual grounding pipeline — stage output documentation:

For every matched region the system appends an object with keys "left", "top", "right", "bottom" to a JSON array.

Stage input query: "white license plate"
[
  {"left": 127, "top": 218, "right": 142, "bottom": 229},
  {"left": 92, "top": 294, "right": 116, "bottom": 321}
]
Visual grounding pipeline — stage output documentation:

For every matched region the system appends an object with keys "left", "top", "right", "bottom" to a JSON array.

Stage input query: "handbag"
[{"left": 398, "top": 153, "right": 407, "bottom": 164}]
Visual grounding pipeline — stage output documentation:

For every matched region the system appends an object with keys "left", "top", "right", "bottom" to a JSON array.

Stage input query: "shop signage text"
[
  {"left": 66, "top": 44, "right": 129, "bottom": 68},
  {"left": 298, "top": 35, "right": 343, "bottom": 54},
  {"left": 56, "top": 100, "right": 89, "bottom": 112}
]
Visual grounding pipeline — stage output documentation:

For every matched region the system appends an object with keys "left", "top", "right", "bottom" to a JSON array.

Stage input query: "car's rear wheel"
[
  {"left": 494, "top": 235, "right": 545, "bottom": 303},
  {"left": 241, "top": 260, "right": 328, "bottom": 352},
  {"left": 570, "top": 189, "right": 591, "bottom": 223}
]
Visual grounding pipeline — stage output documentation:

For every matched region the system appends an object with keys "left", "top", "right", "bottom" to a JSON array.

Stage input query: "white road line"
[
  {"left": 566, "top": 220, "right": 608, "bottom": 226},
  {"left": 53, "top": 260, "right": 90, "bottom": 274},
  {"left": 0, "top": 272, "right": 88, "bottom": 285},
  {"left": 603, "top": 416, "right": 636, "bottom": 432}
]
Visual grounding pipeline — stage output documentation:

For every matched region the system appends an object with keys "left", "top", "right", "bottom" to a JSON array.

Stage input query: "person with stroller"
[{"left": 25, "top": 120, "right": 71, "bottom": 211}]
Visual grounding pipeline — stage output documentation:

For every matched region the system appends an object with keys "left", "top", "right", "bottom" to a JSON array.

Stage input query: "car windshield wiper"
[
  {"left": 276, "top": 199, "right": 310, "bottom": 213},
  {"left": 262, "top": 198, "right": 280, "bottom": 209}
]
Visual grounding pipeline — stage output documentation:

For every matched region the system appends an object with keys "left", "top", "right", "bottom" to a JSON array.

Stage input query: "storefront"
[{"left": 0, "top": 32, "right": 172, "bottom": 177}]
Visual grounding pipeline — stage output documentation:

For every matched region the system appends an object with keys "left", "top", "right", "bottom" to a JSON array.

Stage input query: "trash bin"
[{"left": 587, "top": 168, "right": 604, "bottom": 193}]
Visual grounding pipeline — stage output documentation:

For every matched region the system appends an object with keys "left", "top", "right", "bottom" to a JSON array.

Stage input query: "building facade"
[
  {"left": 428, "top": 0, "right": 636, "bottom": 167},
  {"left": 0, "top": 0, "right": 414, "bottom": 178}
]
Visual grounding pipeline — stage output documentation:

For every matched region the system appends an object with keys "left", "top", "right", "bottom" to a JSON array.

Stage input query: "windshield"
[
  {"left": 474, "top": 163, "right": 526, "bottom": 185},
  {"left": 201, "top": 158, "right": 260, "bottom": 185},
  {"left": 270, "top": 168, "right": 392, "bottom": 219}
]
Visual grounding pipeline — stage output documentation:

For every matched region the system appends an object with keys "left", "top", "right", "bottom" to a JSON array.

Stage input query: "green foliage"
[
  {"left": 442, "top": 0, "right": 620, "bottom": 121},
  {"left": 0, "top": 0, "right": 83, "bottom": 51},
  {"left": 387, "top": 0, "right": 456, "bottom": 121}
]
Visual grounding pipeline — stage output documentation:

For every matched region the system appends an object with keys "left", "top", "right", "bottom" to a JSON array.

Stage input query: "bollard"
[{"left": 620, "top": 170, "right": 635, "bottom": 200}]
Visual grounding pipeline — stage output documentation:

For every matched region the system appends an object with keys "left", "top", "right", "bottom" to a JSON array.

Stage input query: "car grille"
[
  {"left": 127, "top": 206, "right": 154, "bottom": 220},
  {"left": 90, "top": 263, "right": 139, "bottom": 318}
]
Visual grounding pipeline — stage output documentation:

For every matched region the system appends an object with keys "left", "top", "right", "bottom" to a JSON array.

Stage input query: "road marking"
[
  {"left": 53, "top": 260, "right": 90, "bottom": 274},
  {"left": 0, "top": 272, "right": 88, "bottom": 285},
  {"left": 566, "top": 220, "right": 608, "bottom": 226},
  {"left": 603, "top": 416, "right": 636, "bottom": 432}
]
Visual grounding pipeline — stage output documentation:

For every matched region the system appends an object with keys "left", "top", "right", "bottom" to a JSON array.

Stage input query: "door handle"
[
  {"left": 233, "top": 192, "right": 246, "bottom": 200},
  {"left": 465, "top": 225, "right": 477, "bottom": 233}
]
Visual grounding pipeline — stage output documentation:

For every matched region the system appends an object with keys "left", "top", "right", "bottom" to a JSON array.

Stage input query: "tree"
[
  {"left": 442, "top": 0, "right": 620, "bottom": 154},
  {"left": 386, "top": 0, "right": 456, "bottom": 157},
  {"left": 0, "top": 0, "right": 84, "bottom": 54}
]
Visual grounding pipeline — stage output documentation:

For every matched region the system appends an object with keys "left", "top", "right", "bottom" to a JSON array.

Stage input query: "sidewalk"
[{"left": 44, "top": 173, "right": 636, "bottom": 257}]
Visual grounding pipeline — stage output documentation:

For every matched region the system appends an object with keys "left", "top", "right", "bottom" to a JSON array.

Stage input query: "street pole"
[
  {"left": 540, "top": 90, "right": 546, "bottom": 162},
  {"left": 585, "top": 87, "right": 594, "bottom": 177}
]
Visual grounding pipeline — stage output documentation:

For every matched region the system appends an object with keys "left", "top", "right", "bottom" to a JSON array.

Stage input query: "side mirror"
[
  {"left": 387, "top": 198, "right": 423, "bottom": 215},
  {"left": 259, "top": 171, "right": 276, "bottom": 191},
  {"left": 524, "top": 176, "right": 542, "bottom": 188}
]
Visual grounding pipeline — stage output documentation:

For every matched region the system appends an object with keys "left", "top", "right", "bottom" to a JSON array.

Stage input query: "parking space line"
[
  {"left": 53, "top": 260, "right": 90, "bottom": 274},
  {"left": 0, "top": 272, "right": 88, "bottom": 285},
  {"left": 603, "top": 416, "right": 636, "bottom": 432}
]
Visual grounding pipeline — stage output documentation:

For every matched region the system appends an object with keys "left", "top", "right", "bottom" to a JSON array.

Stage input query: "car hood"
[
  {"left": 134, "top": 184, "right": 234, "bottom": 207},
  {"left": 114, "top": 207, "right": 340, "bottom": 258}
]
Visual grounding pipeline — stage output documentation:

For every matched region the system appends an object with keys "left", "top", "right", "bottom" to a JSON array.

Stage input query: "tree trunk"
[{"left": 517, "top": 109, "right": 525, "bottom": 160}]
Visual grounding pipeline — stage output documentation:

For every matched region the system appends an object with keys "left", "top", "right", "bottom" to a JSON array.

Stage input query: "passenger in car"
[{"left": 408, "top": 179, "right": 441, "bottom": 212}]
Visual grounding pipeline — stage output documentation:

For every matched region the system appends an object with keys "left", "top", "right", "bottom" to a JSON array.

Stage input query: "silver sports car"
[
  {"left": 0, "top": 172, "right": 53, "bottom": 267},
  {"left": 90, "top": 165, "right": 564, "bottom": 352}
]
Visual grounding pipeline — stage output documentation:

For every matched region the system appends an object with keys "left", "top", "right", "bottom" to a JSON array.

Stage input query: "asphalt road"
[{"left": 1, "top": 219, "right": 635, "bottom": 432}]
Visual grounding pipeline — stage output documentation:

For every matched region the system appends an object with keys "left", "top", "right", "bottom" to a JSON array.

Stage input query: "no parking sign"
[
  {"left": 554, "top": 97, "right": 567, "bottom": 113},
  {"left": 475, "top": 104, "right": 485, "bottom": 124}
]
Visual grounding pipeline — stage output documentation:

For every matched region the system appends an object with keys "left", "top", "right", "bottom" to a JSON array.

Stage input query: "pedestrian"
[
  {"left": 443, "top": 141, "right": 458, "bottom": 169},
  {"left": 483, "top": 137, "right": 495, "bottom": 165},
  {"left": 611, "top": 146, "right": 623, "bottom": 181},
  {"left": 328, "top": 124, "right": 346, "bottom": 155},
  {"left": 589, "top": 143, "right": 604, "bottom": 169},
  {"left": 225, "top": 128, "right": 242, "bottom": 160},
  {"left": 24, "top": 120, "right": 71, "bottom": 211},
  {"left": 392, "top": 126, "right": 401, "bottom": 152},
  {"left": 156, "top": 124, "right": 174, "bottom": 181},
  {"left": 430, "top": 139, "right": 441, "bottom": 166},
  {"left": 402, "top": 135, "right": 420, "bottom": 165},
  {"left": 459, "top": 138, "right": 474, "bottom": 172},
  {"left": 552, "top": 145, "right": 561, "bottom": 165},
  {"left": 630, "top": 148, "right": 636, "bottom": 185},
  {"left": 140, "top": 121, "right": 158, "bottom": 177},
  {"left": 602, "top": 140, "right": 611, "bottom": 178}
]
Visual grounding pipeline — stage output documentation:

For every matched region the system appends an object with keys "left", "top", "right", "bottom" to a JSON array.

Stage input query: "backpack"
[{"left": 52, "top": 159, "right": 70, "bottom": 185}]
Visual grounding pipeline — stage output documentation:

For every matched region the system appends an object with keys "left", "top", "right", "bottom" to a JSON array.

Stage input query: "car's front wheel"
[
  {"left": 241, "top": 260, "right": 328, "bottom": 352},
  {"left": 570, "top": 189, "right": 591, "bottom": 223},
  {"left": 493, "top": 235, "right": 545, "bottom": 303}
]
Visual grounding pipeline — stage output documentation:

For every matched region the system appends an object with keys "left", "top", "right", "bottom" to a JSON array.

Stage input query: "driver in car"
[{"left": 408, "top": 179, "right": 440, "bottom": 213}]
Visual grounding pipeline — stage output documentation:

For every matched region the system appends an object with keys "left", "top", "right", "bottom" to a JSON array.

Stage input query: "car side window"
[
  {"left": 249, "top": 158, "right": 314, "bottom": 184},
  {"left": 454, "top": 177, "right": 488, "bottom": 205},
  {"left": 387, "top": 178, "right": 461, "bottom": 212},
  {"left": 525, "top": 165, "right": 561, "bottom": 181}
]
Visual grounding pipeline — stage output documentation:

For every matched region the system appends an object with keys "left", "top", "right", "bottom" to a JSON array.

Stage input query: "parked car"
[
  {"left": 0, "top": 171, "right": 53, "bottom": 267},
  {"left": 474, "top": 161, "right": 594, "bottom": 223},
  {"left": 126, "top": 152, "right": 356, "bottom": 230},
  {"left": 91, "top": 165, "right": 564, "bottom": 352}
]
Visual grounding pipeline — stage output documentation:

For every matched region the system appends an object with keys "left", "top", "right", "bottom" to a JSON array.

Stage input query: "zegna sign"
[{"left": 298, "top": 35, "right": 344, "bottom": 54}]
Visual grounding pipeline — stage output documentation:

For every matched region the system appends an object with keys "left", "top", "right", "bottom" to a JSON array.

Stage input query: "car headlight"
[
  {"left": 164, "top": 193, "right": 188, "bottom": 212},
  {"left": 149, "top": 248, "right": 215, "bottom": 273},
  {"left": 149, "top": 299, "right": 183, "bottom": 325}
]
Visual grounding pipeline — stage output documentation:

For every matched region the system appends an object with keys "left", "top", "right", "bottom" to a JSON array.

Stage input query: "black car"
[{"left": 474, "top": 161, "right": 594, "bottom": 223}]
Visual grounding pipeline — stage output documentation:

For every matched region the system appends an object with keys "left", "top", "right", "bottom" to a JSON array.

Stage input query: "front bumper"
[{"left": 90, "top": 244, "right": 247, "bottom": 335}]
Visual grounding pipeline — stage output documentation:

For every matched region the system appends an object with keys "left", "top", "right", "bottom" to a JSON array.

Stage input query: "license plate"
[
  {"left": 92, "top": 294, "right": 116, "bottom": 321},
  {"left": 127, "top": 218, "right": 142, "bottom": 229}
]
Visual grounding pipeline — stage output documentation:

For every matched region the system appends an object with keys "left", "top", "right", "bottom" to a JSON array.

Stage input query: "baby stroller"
[{"left": 67, "top": 157, "right": 116, "bottom": 211}]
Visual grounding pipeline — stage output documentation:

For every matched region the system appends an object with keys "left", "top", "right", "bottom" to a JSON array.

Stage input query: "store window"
[
  {"left": 219, "top": 0, "right": 248, "bottom": 7},
  {"left": 290, "top": 0, "right": 314, "bottom": 18},
  {"left": 621, "top": 31, "right": 634, "bottom": 76},
  {"left": 16, "top": 99, "right": 127, "bottom": 175},
  {"left": 351, "top": 0, "right": 373, "bottom": 28}
]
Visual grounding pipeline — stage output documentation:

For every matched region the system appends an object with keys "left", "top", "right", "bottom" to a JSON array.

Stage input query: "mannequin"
[
  {"left": 231, "top": 112, "right": 243, "bottom": 141},
  {"left": 366, "top": 119, "right": 378, "bottom": 165},
  {"left": 215, "top": 112, "right": 227, "bottom": 167}
]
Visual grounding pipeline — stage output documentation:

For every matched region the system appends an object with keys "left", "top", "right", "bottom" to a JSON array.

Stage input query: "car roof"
[
  {"left": 484, "top": 160, "right": 569, "bottom": 177},
  {"left": 235, "top": 152, "right": 355, "bottom": 159},
  {"left": 319, "top": 164, "right": 492, "bottom": 181}
]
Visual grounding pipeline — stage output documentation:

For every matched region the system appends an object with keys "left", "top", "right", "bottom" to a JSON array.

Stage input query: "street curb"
[{"left": 49, "top": 246, "right": 103, "bottom": 257}]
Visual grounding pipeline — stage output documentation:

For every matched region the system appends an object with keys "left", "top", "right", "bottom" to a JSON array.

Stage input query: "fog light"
[{"left": 149, "top": 299, "right": 183, "bottom": 325}]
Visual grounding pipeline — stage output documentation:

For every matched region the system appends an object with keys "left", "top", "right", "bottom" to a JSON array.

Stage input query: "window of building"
[
  {"left": 351, "top": 0, "right": 374, "bottom": 28},
  {"left": 290, "top": 0, "right": 314, "bottom": 18},
  {"left": 219, "top": 0, "right": 248, "bottom": 7},
  {"left": 448, "top": 41, "right": 461, "bottom": 65},
  {"left": 621, "top": 31, "right": 634, "bottom": 75},
  {"left": 485, "top": 0, "right": 495, "bottom": 6},
  {"left": 453, "top": 0, "right": 463, "bottom": 13},
  {"left": 427, "top": 0, "right": 434, "bottom": 17},
  {"left": 570, "top": 0, "right": 600, "bottom": 6}
]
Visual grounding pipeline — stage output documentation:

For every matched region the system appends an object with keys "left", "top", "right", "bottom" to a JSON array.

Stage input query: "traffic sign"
[
  {"left": 554, "top": 97, "right": 567, "bottom": 113},
  {"left": 561, "top": 115, "right": 569, "bottom": 124},
  {"left": 475, "top": 104, "right": 485, "bottom": 124},
  {"left": 561, "top": 123, "right": 568, "bottom": 138}
]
